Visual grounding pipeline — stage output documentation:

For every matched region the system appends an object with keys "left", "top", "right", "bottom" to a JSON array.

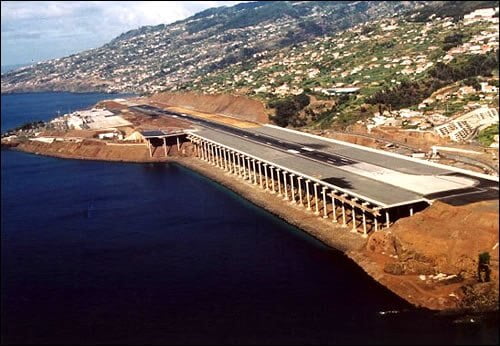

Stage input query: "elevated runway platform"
[{"left": 130, "top": 103, "right": 499, "bottom": 236}]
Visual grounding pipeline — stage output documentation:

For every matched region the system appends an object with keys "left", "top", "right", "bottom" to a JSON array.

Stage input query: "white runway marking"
[{"left": 340, "top": 162, "right": 477, "bottom": 195}]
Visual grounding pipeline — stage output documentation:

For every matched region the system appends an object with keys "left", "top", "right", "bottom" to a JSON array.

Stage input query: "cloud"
[{"left": 1, "top": 1, "right": 247, "bottom": 66}]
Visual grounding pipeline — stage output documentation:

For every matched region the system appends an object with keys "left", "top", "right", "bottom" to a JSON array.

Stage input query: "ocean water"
[
  {"left": 1, "top": 64, "right": 30, "bottom": 74},
  {"left": 1, "top": 93, "right": 498, "bottom": 344},
  {"left": 1, "top": 91, "right": 134, "bottom": 132}
]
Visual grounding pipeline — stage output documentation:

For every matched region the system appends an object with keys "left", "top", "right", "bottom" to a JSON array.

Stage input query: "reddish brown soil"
[
  {"left": 361, "top": 126, "right": 449, "bottom": 151},
  {"left": 121, "top": 109, "right": 193, "bottom": 130},
  {"left": 96, "top": 100, "right": 129, "bottom": 112},
  {"left": 350, "top": 200, "right": 499, "bottom": 311},
  {"left": 16, "top": 139, "right": 182, "bottom": 162},
  {"left": 149, "top": 92, "right": 268, "bottom": 124},
  {"left": 39, "top": 129, "right": 97, "bottom": 138}
]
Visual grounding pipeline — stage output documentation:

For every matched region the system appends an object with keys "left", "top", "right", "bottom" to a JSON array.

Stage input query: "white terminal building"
[{"left": 52, "top": 108, "right": 131, "bottom": 130}]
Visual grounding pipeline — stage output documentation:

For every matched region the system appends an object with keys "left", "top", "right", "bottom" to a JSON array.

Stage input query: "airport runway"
[
  {"left": 131, "top": 104, "right": 359, "bottom": 167},
  {"left": 130, "top": 104, "right": 499, "bottom": 207}
]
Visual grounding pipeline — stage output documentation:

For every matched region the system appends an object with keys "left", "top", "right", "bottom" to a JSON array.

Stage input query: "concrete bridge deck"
[
  {"left": 192, "top": 127, "right": 422, "bottom": 207},
  {"left": 131, "top": 104, "right": 498, "bottom": 205}
]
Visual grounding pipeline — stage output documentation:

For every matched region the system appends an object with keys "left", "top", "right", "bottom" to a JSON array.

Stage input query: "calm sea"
[
  {"left": 1, "top": 91, "right": 135, "bottom": 132},
  {"left": 1, "top": 93, "right": 498, "bottom": 344}
]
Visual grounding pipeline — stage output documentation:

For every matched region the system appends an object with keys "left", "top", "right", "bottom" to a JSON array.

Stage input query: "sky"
[{"left": 1, "top": 1, "right": 246, "bottom": 67}]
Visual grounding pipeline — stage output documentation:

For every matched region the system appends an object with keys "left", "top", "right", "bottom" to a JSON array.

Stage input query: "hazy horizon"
[{"left": 1, "top": 1, "right": 248, "bottom": 67}]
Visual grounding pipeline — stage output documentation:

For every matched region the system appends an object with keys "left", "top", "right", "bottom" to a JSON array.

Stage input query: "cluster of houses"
[
  {"left": 4, "top": 9, "right": 308, "bottom": 95},
  {"left": 367, "top": 104, "right": 498, "bottom": 145},
  {"left": 434, "top": 107, "right": 499, "bottom": 142},
  {"left": 464, "top": 7, "right": 499, "bottom": 25},
  {"left": 193, "top": 5, "right": 498, "bottom": 101}
]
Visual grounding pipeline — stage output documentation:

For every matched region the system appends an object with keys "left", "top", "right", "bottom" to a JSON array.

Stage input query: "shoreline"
[
  {"left": 169, "top": 155, "right": 498, "bottom": 314},
  {"left": 6, "top": 143, "right": 498, "bottom": 314}
]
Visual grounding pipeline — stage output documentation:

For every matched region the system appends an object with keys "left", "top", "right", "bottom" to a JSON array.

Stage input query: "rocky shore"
[{"left": 4, "top": 140, "right": 498, "bottom": 314}]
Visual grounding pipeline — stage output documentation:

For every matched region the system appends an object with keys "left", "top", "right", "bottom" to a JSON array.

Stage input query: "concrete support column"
[
  {"left": 240, "top": 155, "right": 245, "bottom": 178},
  {"left": 258, "top": 162, "right": 264, "bottom": 188},
  {"left": 147, "top": 140, "right": 152, "bottom": 157},
  {"left": 341, "top": 197, "right": 347, "bottom": 228},
  {"left": 193, "top": 142, "right": 199, "bottom": 158},
  {"left": 350, "top": 198, "right": 359, "bottom": 233},
  {"left": 282, "top": 171, "right": 289, "bottom": 201},
  {"left": 224, "top": 149, "right": 229, "bottom": 171},
  {"left": 252, "top": 160, "right": 257, "bottom": 185},
  {"left": 270, "top": 167, "right": 275, "bottom": 194},
  {"left": 216, "top": 147, "right": 221, "bottom": 168},
  {"left": 236, "top": 153, "right": 241, "bottom": 176},
  {"left": 210, "top": 144, "right": 216, "bottom": 165},
  {"left": 374, "top": 215, "right": 378, "bottom": 232},
  {"left": 298, "top": 177, "right": 303, "bottom": 206},
  {"left": 246, "top": 157, "right": 252, "bottom": 181},
  {"left": 276, "top": 169, "right": 282, "bottom": 196},
  {"left": 290, "top": 174, "right": 296, "bottom": 204},
  {"left": 351, "top": 204, "right": 357, "bottom": 233},
  {"left": 263, "top": 164, "right": 269, "bottom": 191},
  {"left": 233, "top": 153, "right": 238, "bottom": 176},
  {"left": 410, "top": 207, "right": 414, "bottom": 216},
  {"left": 361, "top": 202, "right": 370, "bottom": 238},
  {"left": 237, "top": 155, "right": 243, "bottom": 177},
  {"left": 331, "top": 193, "right": 337, "bottom": 223},
  {"left": 176, "top": 137, "right": 180, "bottom": 151},
  {"left": 220, "top": 148, "right": 225, "bottom": 170},
  {"left": 222, "top": 148, "right": 226, "bottom": 169},
  {"left": 229, "top": 150, "right": 235, "bottom": 172},
  {"left": 163, "top": 138, "right": 168, "bottom": 157},
  {"left": 305, "top": 180, "right": 311, "bottom": 210},
  {"left": 241, "top": 156, "right": 247, "bottom": 179},
  {"left": 213, "top": 145, "right": 218, "bottom": 166},
  {"left": 313, "top": 183, "right": 320, "bottom": 216},
  {"left": 385, "top": 211, "right": 390, "bottom": 229},
  {"left": 218, "top": 147, "right": 224, "bottom": 169},
  {"left": 322, "top": 187, "right": 328, "bottom": 218},
  {"left": 362, "top": 211, "right": 367, "bottom": 238},
  {"left": 202, "top": 142, "right": 207, "bottom": 161},
  {"left": 247, "top": 157, "right": 252, "bottom": 181}
]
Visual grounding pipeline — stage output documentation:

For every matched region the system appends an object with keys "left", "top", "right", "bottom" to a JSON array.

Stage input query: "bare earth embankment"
[
  {"left": 349, "top": 200, "right": 499, "bottom": 311},
  {"left": 148, "top": 92, "right": 269, "bottom": 124},
  {"left": 13, "top": 139, "right": 183, "bottom": 163}
]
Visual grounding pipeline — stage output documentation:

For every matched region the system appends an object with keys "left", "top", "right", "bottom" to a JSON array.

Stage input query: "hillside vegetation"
[
  {"left": 183, "top": 3, "right": 498, "bottom": 129},
  {"left": 1, "top": 1, "right": 498, "bottom": 133},
  {"left": 1, "top": 1, "right": 420, "bottom": 95}
]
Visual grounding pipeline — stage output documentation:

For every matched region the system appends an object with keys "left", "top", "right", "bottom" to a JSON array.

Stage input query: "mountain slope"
[
  {"left": 1, "top": 1, "right": 423, "bottom": 94},
  {"left": 180, "top": 1, "right": 498, "bottom": 129}
]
